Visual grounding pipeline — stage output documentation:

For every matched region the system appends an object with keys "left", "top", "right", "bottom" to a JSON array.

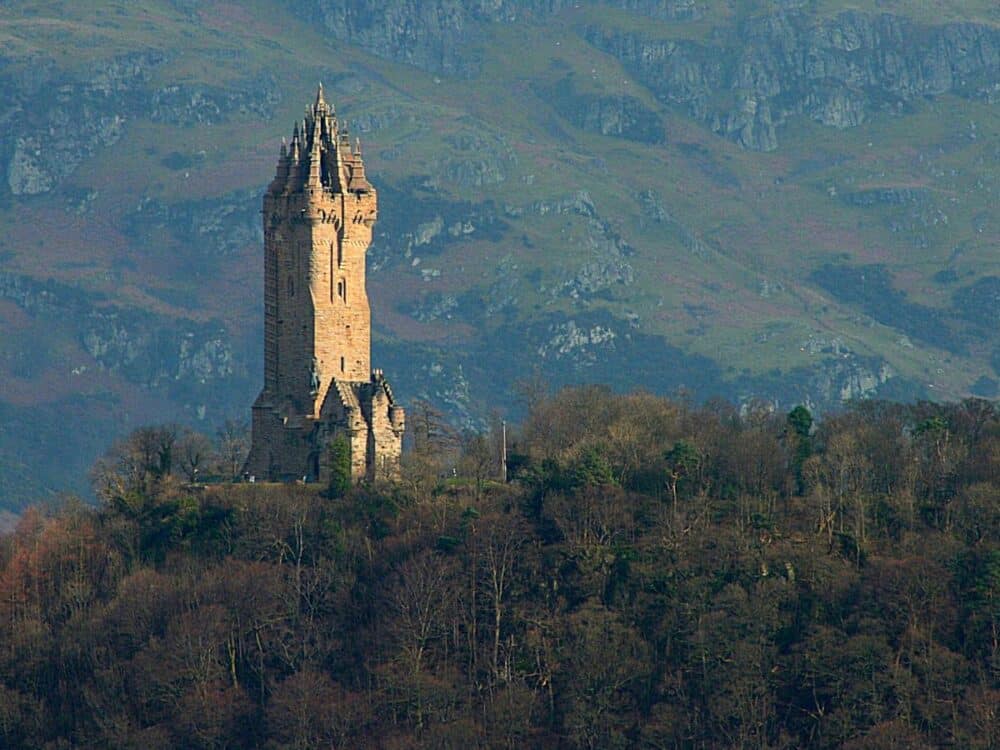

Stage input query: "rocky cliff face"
[
  {"left": 0, "top": 53, "right": 280, "bottom": 196},
  {"left": 539, "top": 76, "right": 665, "bottom": 143},
  {"left": 2, "top": 52, "right": 163, "bottom": 195},
  {"left": 306, "top": 0, "right": 704, "bottom": 75},
  {"left": 0, "top": 272, "right": 245, "bottom": 391},
  {"left": 307, "top": 2, "right": 995, "bottom": 148},
  {"left": 587, "top": 10, "right": 999, "bottom": 150},
  {"left": 125, "top": 190, "right": 263, "bottom": 258},
  {"left": 148, "top": 75, "right": 280, "bottom": 126},
  {"left": 3, "top": 4, "right": 988, "bottom": 193},
  {"left": 308, "top": 0, "right": 519, "bottom": 77}
]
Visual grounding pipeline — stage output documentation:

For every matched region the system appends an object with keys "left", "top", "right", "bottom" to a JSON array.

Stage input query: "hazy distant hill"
[{"left": 0, "top": 0, "right": 997, "bottom": 507}]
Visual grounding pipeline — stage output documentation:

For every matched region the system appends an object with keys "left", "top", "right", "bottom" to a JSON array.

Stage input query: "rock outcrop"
[
  {"left": 1, "top": 52, "right": 282, "bottom": 195},
  {"left": 125, "top": 189, "right": 263, "bottom": 258},
  {"left": 308, "top": 3, "right": 994, "bottom": 148},
  {"left": 3, "top": 52, "right": 163, "bottom": 195},
  {"left": 148, "top": 75, "right": 280, "bottom": 126},
  {"left": 587, "top": 10, "right": 999, "bottom": 150},
  {"left": 306, "top": 0, "right": 705, "bottom": 76},
  {"left": 540, "top": 76, "right": 665, "bottom": 143},
  {"left": 0, "top": 272, "right": 241, "bottom": 389}
]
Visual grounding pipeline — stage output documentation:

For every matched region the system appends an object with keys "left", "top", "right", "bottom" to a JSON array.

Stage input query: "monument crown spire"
[{"left": 271, "top": 87, "right": 372, "bottom": 197}]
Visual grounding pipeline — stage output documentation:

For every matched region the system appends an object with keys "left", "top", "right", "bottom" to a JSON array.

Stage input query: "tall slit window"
[
  {"left": 337, "top": 279, "right": 346, "bottom": 303},
  {"left": 287, "top": 276, "right": 294, "bottom": 297}
]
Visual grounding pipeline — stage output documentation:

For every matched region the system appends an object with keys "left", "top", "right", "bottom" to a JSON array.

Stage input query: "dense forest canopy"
[{"left": 1, "top": 387, "right": 998, "bottom": 748}]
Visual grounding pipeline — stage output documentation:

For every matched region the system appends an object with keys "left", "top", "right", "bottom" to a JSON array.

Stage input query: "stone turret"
[{"left": 245, "top": 86, "right": 404, "bottom": 484}]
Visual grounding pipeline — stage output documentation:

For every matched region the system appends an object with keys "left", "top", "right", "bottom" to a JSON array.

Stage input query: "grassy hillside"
[{"left": 0, "top": 0, "right": 997, "bottom": 507}]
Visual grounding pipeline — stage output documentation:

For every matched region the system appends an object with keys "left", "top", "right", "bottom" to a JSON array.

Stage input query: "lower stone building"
[{"left": 248, "top": 370, "right": 404, "bottom": 483}]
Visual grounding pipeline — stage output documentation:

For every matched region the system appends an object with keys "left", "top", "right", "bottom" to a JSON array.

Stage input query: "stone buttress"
[{"left": 245, "top": 86, "right": 404, "bottom": 483}]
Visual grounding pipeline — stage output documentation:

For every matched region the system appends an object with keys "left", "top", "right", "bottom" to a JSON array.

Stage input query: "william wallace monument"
[{"left": 245, "top": 86, "right": 405, "bottom": 483}]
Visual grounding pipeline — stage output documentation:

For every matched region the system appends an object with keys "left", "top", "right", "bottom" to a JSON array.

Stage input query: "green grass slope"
[{"left": 0, "top": 0, "right": 996, "bottom": 507}]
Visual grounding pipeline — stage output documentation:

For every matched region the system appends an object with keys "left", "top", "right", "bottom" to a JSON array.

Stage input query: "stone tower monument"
[{"left": 245, "top": 86, "right": 404, "bottom": 483}]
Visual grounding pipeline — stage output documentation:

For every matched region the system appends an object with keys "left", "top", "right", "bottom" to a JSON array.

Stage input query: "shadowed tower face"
[{"left": 246, "top": 86, "right": 404, "bottom": 483}]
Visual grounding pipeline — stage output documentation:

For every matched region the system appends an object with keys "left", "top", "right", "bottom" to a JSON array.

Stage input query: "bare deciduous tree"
[{"left": 216, "top": 419, "right": 250, "bottom": 480}]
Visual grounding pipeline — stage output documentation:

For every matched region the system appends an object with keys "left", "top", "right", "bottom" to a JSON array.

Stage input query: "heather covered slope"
[{"left": 0, "top": 0, "right": 997, "bottom": 507}]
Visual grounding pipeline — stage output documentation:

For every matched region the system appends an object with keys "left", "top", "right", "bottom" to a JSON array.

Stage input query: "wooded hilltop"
[{"left": 1, "top": 387, "right": 998, "bottom": 748}]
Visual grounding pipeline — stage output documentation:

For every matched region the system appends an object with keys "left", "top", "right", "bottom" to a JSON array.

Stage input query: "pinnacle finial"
[
  {"left": 355, "top": 137, "right": 362, "bottom": 156},
  {"left": 315, "top": 82, "right": 326, "bottom": 110}
]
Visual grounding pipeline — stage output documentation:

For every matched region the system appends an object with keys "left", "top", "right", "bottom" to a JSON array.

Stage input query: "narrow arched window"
[{"left": 337, "top": 279, "right": 346, "bottom": 302}]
